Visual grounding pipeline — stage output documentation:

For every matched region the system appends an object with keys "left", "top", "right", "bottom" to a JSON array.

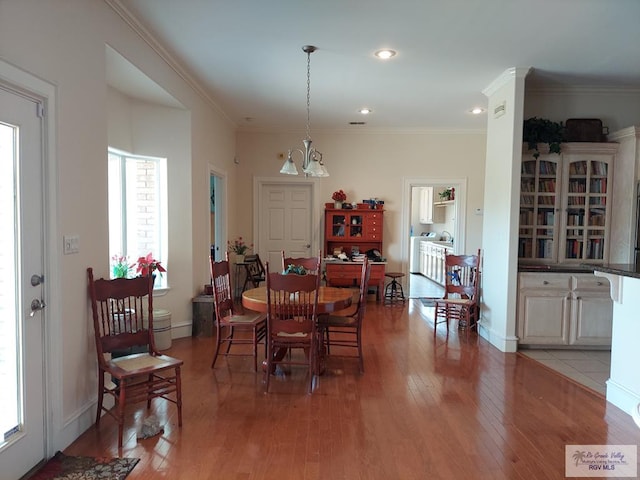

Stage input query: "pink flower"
[{"left": 136, "top": 252, "right": 166, "bottom": 277}]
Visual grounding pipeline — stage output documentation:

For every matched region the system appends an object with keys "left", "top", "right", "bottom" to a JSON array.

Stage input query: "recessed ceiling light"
[
  {"left": 374, "top": 49, "right": 396, "bottom": 60},
  {"left": 470, "top": 107, "right": 485, "bottom": 115},
  {"left": 359, "top": 108, "right": 372, "bottom": 115}
]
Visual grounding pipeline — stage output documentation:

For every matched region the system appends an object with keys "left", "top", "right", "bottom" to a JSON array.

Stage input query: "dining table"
[
  {"left": 241, "top": 285, "right": 353, "bottom": 314},
  {"left": 242, "top": 285, "right": 354, "bottom": 374}
]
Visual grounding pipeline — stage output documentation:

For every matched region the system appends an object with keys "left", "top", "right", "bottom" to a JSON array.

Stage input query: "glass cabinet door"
[
  {"left": 561, "top": 158, "right": 610, "bottom": 262},
  {"left": 329, "top": 213, "right": 346, "bottom": 238},
  {"left": 348, "top": 214, "right": 363, "bottom": 238},
  {"left": 518, "top": 155, "right": 560, "bottom": 262}
]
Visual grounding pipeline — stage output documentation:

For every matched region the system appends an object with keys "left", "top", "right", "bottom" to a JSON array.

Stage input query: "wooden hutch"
[{"left": 323, "top": 206, "right": 386, "bottom": 301}]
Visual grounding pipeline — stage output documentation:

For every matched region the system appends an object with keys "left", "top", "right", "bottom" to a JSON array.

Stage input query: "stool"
[{"left": 384, "top": 272, "right": 406, "bottom": 304}]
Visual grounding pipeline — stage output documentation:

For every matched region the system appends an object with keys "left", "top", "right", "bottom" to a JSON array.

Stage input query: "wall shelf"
[{"left": 434, "top": 200, "right": 454, "bottom": 207}]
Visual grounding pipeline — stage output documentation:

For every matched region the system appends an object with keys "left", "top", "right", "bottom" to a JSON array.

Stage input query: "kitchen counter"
[
  {"left": 590, "top": 263, "right": 640, "bottom": 279},
  {"left": 518, "top": 263, "right": 598, "bottom": 273},
  {"left": 590, "top": 265, "right": 640, "bottom": 420},
  {"left": 410, "top": 237, "right": 453, "bottom": 273}
]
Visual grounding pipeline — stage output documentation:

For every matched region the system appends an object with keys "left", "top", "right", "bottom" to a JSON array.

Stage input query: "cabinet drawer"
[
  {"left": 518, "top": 273, "right": 572, "bottom": 290},
  {"left": 326, "top": 264, "right": 361, "bottom": 276},
  {"left": 370, "top": 264, "right": 385, "bottom": 281},
  {"left": 574, "top": 274, "right": 609, "bottom": 290},
  {"left": 326, "top": 263, "right": 385, "bottom": 285}
]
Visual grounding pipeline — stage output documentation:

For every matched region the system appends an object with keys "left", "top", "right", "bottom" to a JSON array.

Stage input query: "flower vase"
[
  {"left": 334, "top": 201, "right": 342, "bottom": 209},
  {"left": 236, "top": 254, "right": 245, "bottom": 263}
]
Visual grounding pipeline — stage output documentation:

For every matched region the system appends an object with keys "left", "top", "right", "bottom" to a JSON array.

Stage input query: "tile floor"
[
  {"left": 517, "top": 349, "right": 611, "bottom": 397},
  {"left": 409, "top": 273, "right": 611, "bottom": 397}
]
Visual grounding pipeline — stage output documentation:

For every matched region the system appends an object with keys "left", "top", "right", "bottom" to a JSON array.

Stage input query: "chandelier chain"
[{"left": 306, "top": 50, "right": 311, "bottom": 140}]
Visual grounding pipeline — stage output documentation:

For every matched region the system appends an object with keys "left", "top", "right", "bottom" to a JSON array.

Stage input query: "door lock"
[
  {"left": 29, "top": 298, "right": 46, "bottom": 316},
  {"left": 30, "top": 274, "right": 44, "bottom": 286}
]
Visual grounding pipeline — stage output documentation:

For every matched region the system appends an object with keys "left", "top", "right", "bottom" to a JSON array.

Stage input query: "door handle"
[
  {"left": 30, "top": 298, "right": 46, "bottom": 316},
  {"left": 31, "top": 274, "right": 44, "bottom": 286},
  {"left": 305, "top": 244, "right": 311, "bottom": 248}
]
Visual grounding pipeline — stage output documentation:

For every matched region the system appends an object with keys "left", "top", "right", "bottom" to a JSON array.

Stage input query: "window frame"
[{"left": 108, "top": 147, "right": 168, "bottom": 290}]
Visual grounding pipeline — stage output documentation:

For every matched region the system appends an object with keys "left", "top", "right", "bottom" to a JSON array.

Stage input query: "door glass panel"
[{"left": 0, "top": 122, "right": 20, "bottom": 444}]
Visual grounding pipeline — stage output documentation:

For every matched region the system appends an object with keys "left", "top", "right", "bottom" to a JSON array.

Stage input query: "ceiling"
[{"left": 113, "top": 0, "right": 640, "bottom": 132}]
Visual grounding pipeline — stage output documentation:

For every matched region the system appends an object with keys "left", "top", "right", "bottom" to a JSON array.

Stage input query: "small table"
[
  {"left": 233, "top": 261, "right": 251, "bottom": 301},
  {"left": 242, "top": 286, "right": 353, "bottom": 314},
  {"left": 242, "top": 286, "right": 353, "bottom": 374},
  {"left": 192, "top": 295, "right": 215, "bottom": 337}
]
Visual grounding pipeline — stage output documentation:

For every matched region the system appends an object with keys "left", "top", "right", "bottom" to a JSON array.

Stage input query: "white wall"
[
  {"left": 0, "top": 0, "right": 236, "bottom": 453},
  {"left": 235, "top": 130, "right": 487, "bottom": 272},
  {"left": 480, "top": 68, "right": 529, "bottom": 353},
  {"left": 107, "top": 87, "right": 195, "bottom": 336},
  {"left": 608, "top": 127, "right": 640, "bottom": 263},
  {"left": 525, "top": 88, "right": 640, "bottom": 133}
]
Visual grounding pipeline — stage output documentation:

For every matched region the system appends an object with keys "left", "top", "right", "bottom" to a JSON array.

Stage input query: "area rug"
[
  {"left": 420, "top": 298, "right": 437, "bottom": 307},
  {"left": 28, "top": 451, "right": 139, "bottom": 480}
]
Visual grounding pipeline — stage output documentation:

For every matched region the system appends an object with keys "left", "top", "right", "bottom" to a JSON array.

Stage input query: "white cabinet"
[
  {"left": 570, "top": 275, "right": 614, "bottom": 345},
  {"left": 419, "top": 187, "right": 434, "bottom": 224},
  {"left": 518, "top": 143, "right": 618, "bottom": 264},
  {"left": 419, "top": 241, "right": 452, "bottom": 285},
  {"left": 419, "top": 187, "right": 445, "bottom": 224},
  {"left": 517, "top": 272, "right": 612, "bottom": 346}
]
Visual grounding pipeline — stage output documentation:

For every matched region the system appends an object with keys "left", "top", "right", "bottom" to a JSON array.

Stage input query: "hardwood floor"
[{"left": 63, "top": 299, "right": 639, "bottom": 479}]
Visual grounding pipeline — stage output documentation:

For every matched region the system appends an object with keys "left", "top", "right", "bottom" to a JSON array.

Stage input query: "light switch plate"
[{"left": 63, "top": 234, "right": 79, "bottom": 254}]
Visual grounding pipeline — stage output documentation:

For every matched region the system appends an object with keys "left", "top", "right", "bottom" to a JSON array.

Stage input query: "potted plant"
[
  {"left": 523, "top": 117, "right": 565, "bottom": 159},
  {"left": 228, "top": 236, "right": 252, "bottom": 263},
  {"left": 135, "top": 252, "right": 166, "bottom": 277},
  {"left": 332, "top": 189, "right": 347, "bottom": 208},
  {"left": 111, "top": 254, "right": 134, "bottom": 279},
  {"left": 439, "top": 188, "right": 455, "bottom": 201}
]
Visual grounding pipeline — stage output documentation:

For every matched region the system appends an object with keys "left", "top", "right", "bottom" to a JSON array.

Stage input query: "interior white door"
[
  {"left": 0, "top": 87, "right": 46, "bottom": 478},
  {"left": 258, "top": 183, "right": 314, "bottom": 269}
]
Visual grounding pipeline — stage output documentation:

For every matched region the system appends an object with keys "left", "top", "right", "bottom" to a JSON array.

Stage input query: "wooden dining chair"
[
  {"left": 241, "top": 253, "right": 266, "bottom": 292},
  {"left": 281, "top": 250, "right": 321, "bottom": 275},
  {"left": 265, "top": 261, "right": 321, "bottom": 394},
  {"left": 210, "top": 254, "right": 267, "bottom": 371},
  {"left": 317, "top": 258, "right": 370, "bottom": 372},
  {"left": 433, "top": 249, "right": 481, "bottom": 340},
  {"left": 87, "top": 268, "right": 183, "bottom": 449}
]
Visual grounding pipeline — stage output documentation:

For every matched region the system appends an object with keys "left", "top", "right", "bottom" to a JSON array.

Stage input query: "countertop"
[
  {"left": 590, "top": 263, "right": 640, "bottom": 279},
  {"left": 518, "top": 263, "right": 600, "bottom": 274},
  {"left": 410, "top": 237, "right": 453, "bottom": 248}
]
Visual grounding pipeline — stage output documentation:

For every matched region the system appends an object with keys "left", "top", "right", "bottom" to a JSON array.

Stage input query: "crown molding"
[
  {"left": 482, "top": 67, "right": 532, "bottom": 98},
  {"left": 236, "top": 126, "right": 487, "bottom": 136},
  {"left": 526, "top": 85, "right": 640, "bottom": 96},
  {"left": 607, "top": 125, "right": 640, "bottom": 141},
  {"left": 104, "top": 0, "right": 235, "bottom": 127}
]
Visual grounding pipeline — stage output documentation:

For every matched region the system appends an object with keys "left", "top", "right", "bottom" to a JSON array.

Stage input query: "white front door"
[
  {"left": 0, "top": 87, "right": 46, "bottom": 478},
  {"left": 258, "top": 183, "right": 314, "bottom": 269}
]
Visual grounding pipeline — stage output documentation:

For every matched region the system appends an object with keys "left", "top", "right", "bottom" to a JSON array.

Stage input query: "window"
[{"left": 108, "top": 148, "right": 168, "bottom": 288}]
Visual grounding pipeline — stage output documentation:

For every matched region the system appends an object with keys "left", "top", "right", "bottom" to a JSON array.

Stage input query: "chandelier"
[{"left": 279, "top": 45, "right": 329, "bottom": 177}]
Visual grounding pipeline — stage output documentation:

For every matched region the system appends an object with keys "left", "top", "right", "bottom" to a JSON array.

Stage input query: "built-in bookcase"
[{"left": 518, "top": 143, "right": 617, "bottom": 264}]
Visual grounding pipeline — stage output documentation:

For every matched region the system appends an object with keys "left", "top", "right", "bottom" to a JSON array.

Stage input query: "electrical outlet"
[{"left": 63, "top": 234, "right": 79, "bottom": 254}]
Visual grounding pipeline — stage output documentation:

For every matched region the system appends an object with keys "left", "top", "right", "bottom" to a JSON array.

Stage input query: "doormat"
[
  {"left": 420, "top": 298, "right": 438, "bottom": 307},
  {"left": 27, "top": 451, "right": 139, "bottom": 480}
]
